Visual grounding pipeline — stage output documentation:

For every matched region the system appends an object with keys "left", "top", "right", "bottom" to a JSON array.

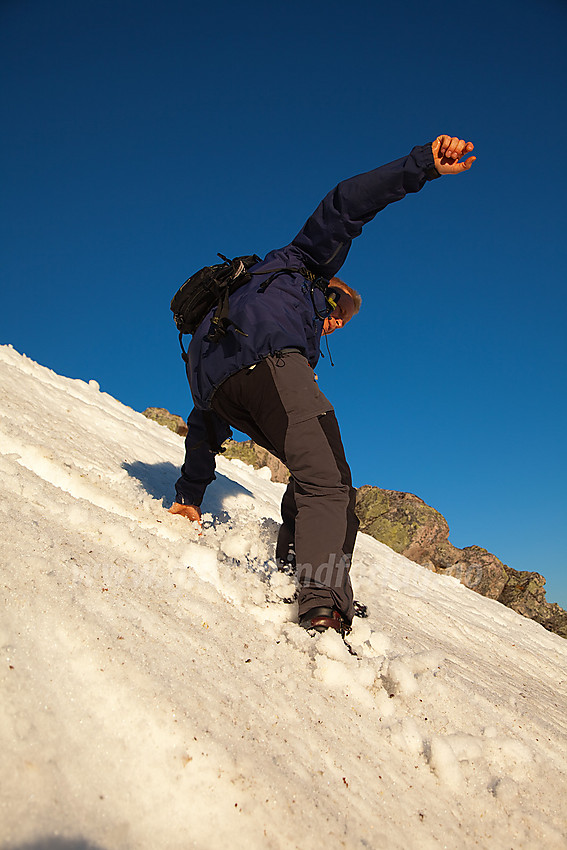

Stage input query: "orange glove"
[{"left": 168, "top": 502, "right": 202, "bottom": 525}]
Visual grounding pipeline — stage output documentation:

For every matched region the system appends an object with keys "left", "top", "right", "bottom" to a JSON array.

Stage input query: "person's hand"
[
  {"left": 432, "top": 135, "right": 476, "bottom": 175},
  {"left": 168, "top": 502, "right": 202, "bottom": 525}
]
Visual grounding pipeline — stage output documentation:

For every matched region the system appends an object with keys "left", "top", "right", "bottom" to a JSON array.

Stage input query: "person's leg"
[
  {"left": 276, "top": 430, "right": 358, "bottom": 590},
  {"left": 212, "top": 353, "right": 358, "bottom": 623},
  {"left": 280, "top": 410, "right": 356, "bottom": 622},
  {"left": 317, "top": 411, "right": 359, "bottom": 569}
]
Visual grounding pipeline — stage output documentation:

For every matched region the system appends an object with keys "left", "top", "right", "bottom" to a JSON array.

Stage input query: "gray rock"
[{"left": 355, "top": 485, "right": 567, "bottom": 639}]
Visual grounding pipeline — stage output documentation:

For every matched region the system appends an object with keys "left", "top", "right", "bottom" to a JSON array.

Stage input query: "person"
[{"left": 170, "top": 134, "right": 476, "bottom": 635}]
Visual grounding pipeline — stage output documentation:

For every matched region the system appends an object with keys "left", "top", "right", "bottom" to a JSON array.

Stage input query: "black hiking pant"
[{"left": 211, "top": 351, "right": 359, "bottom": 623}]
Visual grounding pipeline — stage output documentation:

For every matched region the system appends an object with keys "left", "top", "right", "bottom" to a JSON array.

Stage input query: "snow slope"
[{"left": 1, "top": 343, "right": 566, "bottom": 850}]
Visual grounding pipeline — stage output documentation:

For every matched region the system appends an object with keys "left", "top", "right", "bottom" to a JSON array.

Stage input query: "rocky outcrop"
[
  {"left": 144, "top": 413, "right": 566, "bottom": 638},
  {"left": 222, "top": 439, "right": 289, "bottom": 484},
  {"left": 142, "top": 407, "right": 188, "bottom": 437},
  {"left": 354, "top": 487, "right": 509, "bottom": 600},
  {"left": 498, "top": 569, "right": 567, "bottom": 637},
  {"left": 355, "top": 485, "right": 567, "bottom": 639}
]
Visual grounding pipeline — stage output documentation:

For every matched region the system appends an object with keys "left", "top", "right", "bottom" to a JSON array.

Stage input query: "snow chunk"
[
  {"left": 220, "top": 531, "right": 252, "bottom": 561},
  {"left": 182, "top": 542, "right": 219, "bottom": 586},
  {"left": 428, "top": 735, "right": 465, "bottom": 791},
  {"left": 383, "top": 657, "right": 418, "bottom": 697},
  {"left": 268, "top": 570, "right": 296, "bottom": 600}
]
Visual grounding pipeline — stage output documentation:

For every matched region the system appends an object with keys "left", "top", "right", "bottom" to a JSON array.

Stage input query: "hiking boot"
[{"left": 299, "top": 607, "right": 350, "bottom": 635}]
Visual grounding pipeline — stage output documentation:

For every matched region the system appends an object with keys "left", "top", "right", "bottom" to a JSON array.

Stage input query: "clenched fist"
[{"left": 432, "top": 135, "right": 476, "bottom": 175}]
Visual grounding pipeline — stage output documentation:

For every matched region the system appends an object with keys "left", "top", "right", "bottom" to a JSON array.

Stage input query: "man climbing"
[{"left": 170, "top": 134, "right": 476, "bottom": 635}]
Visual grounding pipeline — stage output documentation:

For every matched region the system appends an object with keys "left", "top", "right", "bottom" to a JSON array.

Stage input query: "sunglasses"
[{"left": 325, "top": 286, "right": 342, "bottom": 314}]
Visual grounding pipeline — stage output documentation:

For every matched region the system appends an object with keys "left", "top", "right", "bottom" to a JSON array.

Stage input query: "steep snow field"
[{"left": 1, "top": 343, "right": 566, "bottom": 850}]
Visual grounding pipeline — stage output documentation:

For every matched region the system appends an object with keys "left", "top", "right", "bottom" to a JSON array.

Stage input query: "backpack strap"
[
  {"left": 179, "top": 331, "right": 189, "bottom": 363},
  {"left": 205, "top": 282, "right": 248, "bottom": 344},
  {"left": 255, "top": 264, "right": 322, "bottom": 293}
]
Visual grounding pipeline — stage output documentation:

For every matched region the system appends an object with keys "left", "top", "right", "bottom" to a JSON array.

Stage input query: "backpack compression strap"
[{"left": 205, "top": 262, "right": 249, "bottom": 344}]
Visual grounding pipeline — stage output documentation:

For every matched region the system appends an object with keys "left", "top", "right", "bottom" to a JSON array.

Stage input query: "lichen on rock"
[{"left": 142, "top": 407, "right": 188, "bottom": 436}]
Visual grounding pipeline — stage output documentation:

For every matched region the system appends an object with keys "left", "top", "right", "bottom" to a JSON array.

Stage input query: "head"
[{"left": 322, "top": 277, "right": 361, "bottom": 335}]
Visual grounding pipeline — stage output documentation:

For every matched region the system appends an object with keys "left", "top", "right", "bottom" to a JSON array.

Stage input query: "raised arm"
[{"left": 291, "top": 137, "right": 475, "bottom": 278}]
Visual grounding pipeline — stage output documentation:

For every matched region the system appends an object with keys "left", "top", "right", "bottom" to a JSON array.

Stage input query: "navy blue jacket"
[{"left": 175, "top": 143, "right": 439, "bottom": 505}]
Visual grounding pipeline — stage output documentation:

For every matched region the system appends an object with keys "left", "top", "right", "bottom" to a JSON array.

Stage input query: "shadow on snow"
[{"left": 122, "top": 460, "right": 254, "bottom": 515}]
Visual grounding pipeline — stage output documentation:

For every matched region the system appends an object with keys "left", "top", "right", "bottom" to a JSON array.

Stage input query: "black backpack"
[
  {"left": 171, "top": 252, "right": 334, "bottom": 360},
  {"left": 170, "top": 253, "right": 261, "bottom": 359}
]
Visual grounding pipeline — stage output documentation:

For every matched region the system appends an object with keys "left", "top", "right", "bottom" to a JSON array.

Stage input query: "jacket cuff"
[
  {"left": 415, "top": 142, "right": 441, "bottom": 181},
  {"left": 411, "top": 142, "right": 440, "bottom": 180},
  {"left": 174, "top": 476, "right": 210, "bottom": 507}
]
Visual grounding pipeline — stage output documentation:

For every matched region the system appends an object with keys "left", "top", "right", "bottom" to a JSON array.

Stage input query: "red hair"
[{"left": 330, "top": 277, "right": 361, "bottom": 314}]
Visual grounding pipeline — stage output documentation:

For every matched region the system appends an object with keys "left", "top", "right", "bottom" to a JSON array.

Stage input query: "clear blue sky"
[{"left": 2, "top": 0, "right": 566, "bottom": 608}]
